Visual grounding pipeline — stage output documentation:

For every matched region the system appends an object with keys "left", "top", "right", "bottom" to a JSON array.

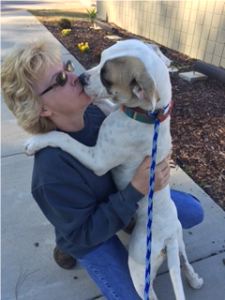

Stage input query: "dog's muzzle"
[{"left": 78, "top": 73, "right": 89, "bottom": 86}]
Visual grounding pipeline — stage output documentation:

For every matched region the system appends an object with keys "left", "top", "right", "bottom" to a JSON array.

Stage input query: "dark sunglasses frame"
[{"left": 39, "top": 60, "right": 74, "bottom": 96}]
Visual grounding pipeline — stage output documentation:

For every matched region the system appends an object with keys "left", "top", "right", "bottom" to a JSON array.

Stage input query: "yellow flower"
[
  {"left": 78, "top": 42, "right": 90, "bottom": 53},
  {"left": 61, "top": 29, "right": 71, "bottom": 36}
]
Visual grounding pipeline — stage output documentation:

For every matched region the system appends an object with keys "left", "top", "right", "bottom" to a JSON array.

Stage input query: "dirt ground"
[{"left": 40, "top": 19, "right": 225, "bottom": 210}]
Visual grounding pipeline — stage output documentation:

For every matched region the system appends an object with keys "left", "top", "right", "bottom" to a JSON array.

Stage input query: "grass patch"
[{"left": 28, "top": 9, "right": 89, "bottom": 23}]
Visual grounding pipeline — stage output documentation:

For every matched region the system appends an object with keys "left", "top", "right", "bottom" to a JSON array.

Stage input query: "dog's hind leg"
[
  {"left": 166, "top": 239, "right": 186, "bottom": 300},
  {"left": 178, "top": 232, "right": 204, "bottom": 289},
  {"left": 128, "top": 256, "right": 159, "bottom": 300}
]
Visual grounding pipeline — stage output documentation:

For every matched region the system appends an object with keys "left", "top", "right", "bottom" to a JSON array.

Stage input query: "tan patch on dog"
[{"left": 100, "top": 56, "right": 159, "bottom": 110}]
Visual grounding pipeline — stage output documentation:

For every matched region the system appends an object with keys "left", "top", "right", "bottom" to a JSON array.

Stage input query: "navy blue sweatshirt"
[{"left": 32, "top": 105, "right": 144, "bottom": 258}]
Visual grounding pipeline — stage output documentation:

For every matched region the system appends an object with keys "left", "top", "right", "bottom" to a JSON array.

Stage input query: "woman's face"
[{"left": 36, "top": 61, "right": 92, "bottom": 120}]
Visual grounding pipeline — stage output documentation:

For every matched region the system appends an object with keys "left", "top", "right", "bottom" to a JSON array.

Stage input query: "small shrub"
[
  {"left": 86, "top": 8, "right": 97, "bottom": 23},
  {"left": 59, "top": 18, "right": 71, "bottom": 29}
]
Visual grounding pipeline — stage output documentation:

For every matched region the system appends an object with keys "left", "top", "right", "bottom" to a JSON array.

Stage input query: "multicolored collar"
[{"left": 121, "top": 101, "right": 173, "bottom": 124}]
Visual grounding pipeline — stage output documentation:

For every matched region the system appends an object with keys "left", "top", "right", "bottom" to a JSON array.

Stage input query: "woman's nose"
[{"left": 70, "top": 72, "right": 79, "bottom": 85}]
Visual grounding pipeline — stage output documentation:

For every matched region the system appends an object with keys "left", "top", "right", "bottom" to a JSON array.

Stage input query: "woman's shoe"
[{"left": 53, "top": 245, "right": 77, "bottom": 269}]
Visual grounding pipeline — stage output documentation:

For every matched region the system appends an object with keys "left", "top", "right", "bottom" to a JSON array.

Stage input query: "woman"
[{"left": 1, "top": 38, "right": 204, "bottom": 299}]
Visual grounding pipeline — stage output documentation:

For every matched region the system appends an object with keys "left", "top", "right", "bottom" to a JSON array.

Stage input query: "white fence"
[{"left": 97, "top": 0, "right": 225, "bottom": 68}]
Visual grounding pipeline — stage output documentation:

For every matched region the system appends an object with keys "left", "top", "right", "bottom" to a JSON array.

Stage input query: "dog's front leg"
[
  {"left": 166, "top": 239, "right": 186, "bottom": 300},
  {"left": 24, "top": 131, "right": 126, "bottom": 176}
]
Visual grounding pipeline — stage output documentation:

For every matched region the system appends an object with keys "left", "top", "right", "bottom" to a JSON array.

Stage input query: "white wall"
[{"left": 97, "top": 0, "right": 225, "bottom": 68}]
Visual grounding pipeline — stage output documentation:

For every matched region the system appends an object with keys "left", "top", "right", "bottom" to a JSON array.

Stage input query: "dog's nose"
[{"left": 78, "top": 73, "right": 88, "bottom": 86}]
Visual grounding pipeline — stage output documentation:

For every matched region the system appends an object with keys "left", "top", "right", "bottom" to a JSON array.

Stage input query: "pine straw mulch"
[{"left": 41, "top": 19, "right": 225, "bottom": 210}]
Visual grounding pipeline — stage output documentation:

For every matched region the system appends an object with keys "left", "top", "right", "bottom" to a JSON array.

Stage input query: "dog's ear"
[
  {"left": 146, "top": 44, "right": 171, "bottom": 67},
  {"left": 131, "top": 72, "right": 160, "bottom": 110}
]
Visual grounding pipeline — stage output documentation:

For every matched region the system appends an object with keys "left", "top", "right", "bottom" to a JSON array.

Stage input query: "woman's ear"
[{"left": 40, "top": 107, "right": 52, "bottom": 117}]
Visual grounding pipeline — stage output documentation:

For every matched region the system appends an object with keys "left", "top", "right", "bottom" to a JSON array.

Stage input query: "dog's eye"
[
  {"left": 100, "top": 66, "right": 112, "bottom": 88},
  {"left": 101, "top": 77, "right": 111, "bottom": 87},
  {"left": 130, "top": 78, "right": 136, "bottom": 87}
]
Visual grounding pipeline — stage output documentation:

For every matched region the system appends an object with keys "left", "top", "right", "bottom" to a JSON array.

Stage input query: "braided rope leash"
[
  {"left": 144, "top": 101, "right": 173, "bottom": 299},
  {"left": 144, "top": 117, "right": 161, "bottom": 300},
  {"left": 121, "top": 101, "right": 173, "bottom": 299}
]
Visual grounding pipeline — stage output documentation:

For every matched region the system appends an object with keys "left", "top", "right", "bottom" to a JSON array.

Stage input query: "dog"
[{"left": 25, "top": 39, "right": 203, "bottom": 300}]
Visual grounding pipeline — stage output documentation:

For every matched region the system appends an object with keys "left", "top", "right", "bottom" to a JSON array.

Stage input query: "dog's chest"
[
  {"left": 102, "top": 109, "right": 172, "bottom": 189},
  {"left": 102, "top": 109, "right": 169, "bottom": 148}
]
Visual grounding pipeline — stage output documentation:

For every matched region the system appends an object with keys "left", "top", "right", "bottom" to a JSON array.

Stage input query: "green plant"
[
  {"left": 58, "top": 18, "right": 71, "bottom": 29},
  {"left": 198, "top": 182, "right": 206, "bottom": 188},
  {"left": 86, "top": 8, "right": 97, "bottom": 23},
  {"left": 184, "top": 166, "right": 192, "bottom": 175}
]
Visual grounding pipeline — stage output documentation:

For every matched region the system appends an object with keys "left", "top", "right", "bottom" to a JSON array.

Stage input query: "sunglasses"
[{"left": 39, "top": 60, "right": 75, "bottom": 96}]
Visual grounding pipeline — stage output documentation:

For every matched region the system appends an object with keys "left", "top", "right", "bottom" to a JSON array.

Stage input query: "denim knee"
[{"left": 170, "top": 190, "right": 204, "bottom": 229}]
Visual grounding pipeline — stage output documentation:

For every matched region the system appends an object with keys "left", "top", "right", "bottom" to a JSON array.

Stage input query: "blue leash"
[
  {"left": 144, "top": 118, "right": 160, "bottom": 300},
  {"left": 144, "top": 103, "right": 171, "bottom": 299},
  {"left": 122, "top": 101, "right": 172, "bottom": 299}
]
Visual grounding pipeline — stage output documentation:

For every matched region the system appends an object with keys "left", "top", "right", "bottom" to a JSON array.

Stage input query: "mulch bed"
[{"left": 41, "top": 19, "right": 225, "bottom": 210}]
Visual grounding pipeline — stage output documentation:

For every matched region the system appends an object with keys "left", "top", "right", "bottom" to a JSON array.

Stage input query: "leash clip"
[{"left": 156, "top": 109, "right": 164, "bottom": 120}]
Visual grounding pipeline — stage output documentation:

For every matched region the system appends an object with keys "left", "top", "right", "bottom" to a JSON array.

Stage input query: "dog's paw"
[
  {"left": 24, "top": 135, "right": 48, "bottom": 156},
  {"left": 188, "top": 275, "right": 204, "bottom": 289}
]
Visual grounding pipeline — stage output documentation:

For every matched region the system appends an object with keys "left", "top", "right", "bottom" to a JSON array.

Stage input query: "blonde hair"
[{"left": 1, "top": 38, "right": 62, "bottom": 134}]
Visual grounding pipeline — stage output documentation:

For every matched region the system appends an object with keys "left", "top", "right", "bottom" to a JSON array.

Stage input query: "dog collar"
[{"left": 121, "top": 101, "right": 173, "bottom": 124}]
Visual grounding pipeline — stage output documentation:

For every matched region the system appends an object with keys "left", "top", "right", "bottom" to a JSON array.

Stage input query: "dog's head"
[
  {"left": 79, "top": 40, "right": 171, "bottom": 112},
  {"left": 100, "top": 56, "right": 160, "bottom": 110}
]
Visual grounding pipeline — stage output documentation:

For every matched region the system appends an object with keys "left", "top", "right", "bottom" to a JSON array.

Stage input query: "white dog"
[{"left": 25, "top": 40, "right": 203, "bottom": 300}]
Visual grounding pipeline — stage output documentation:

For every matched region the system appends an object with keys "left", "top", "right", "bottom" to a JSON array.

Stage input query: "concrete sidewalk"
[
  {"left": 1, "top": 0, "right": 96, "bottom": 13},
  {"left": 1, "top": 3, "right": 225, "bottom": 300}
]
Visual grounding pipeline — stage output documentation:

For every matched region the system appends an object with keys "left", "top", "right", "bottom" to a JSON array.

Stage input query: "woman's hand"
[
  {"left": 131, "top": 152, "right": 171, "bottom": 195},
  {"left": 131, "top": 156, "right": 152, "bottom": 195}
]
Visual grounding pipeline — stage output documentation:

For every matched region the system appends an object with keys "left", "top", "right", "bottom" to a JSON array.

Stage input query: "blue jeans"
[{"left": 77, "top": 190, "right": 204, "bottom": 300}]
